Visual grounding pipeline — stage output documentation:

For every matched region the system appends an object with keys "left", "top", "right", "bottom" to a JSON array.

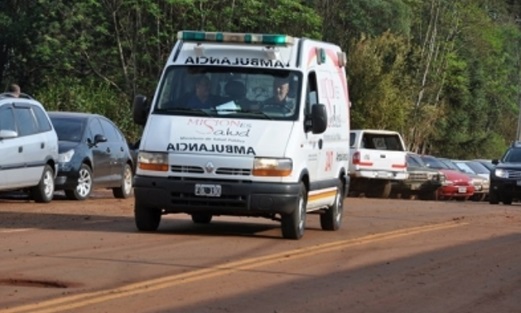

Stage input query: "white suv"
[{"left": 0, "top": 92, "right": 59, "bottom": 202}]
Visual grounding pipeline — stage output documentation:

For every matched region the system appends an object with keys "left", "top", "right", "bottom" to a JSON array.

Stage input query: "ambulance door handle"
[{"left": 318, "top": 139, "right": 323, "bottom": 149}]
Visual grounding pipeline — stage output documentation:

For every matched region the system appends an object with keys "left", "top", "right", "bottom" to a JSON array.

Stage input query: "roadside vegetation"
[{"left": 1, "top": 0, "right": 520, "bottom": 159}]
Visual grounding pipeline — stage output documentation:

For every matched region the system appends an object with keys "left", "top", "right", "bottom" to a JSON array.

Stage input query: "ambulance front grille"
[
  {"left": 215, "top": 167, "right": 251, "bottom": 176},
  {"left": 171, "top": 165, "right": 204, "bottom": 174},
  {"left": 171, "top": 165, "right": 251, "bottom": 176}
]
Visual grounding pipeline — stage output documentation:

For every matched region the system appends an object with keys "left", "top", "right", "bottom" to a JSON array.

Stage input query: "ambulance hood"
[{"left": 142, "top": 115, "right": 294, "bottom": 157}]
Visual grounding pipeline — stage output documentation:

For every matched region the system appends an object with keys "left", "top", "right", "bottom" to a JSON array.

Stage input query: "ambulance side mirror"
[
  {"left": 305, "top": 104, "right": 328, "bottom": 134},
  {"left": 133, "top": 95, "right": 149, "bottom": 126}
]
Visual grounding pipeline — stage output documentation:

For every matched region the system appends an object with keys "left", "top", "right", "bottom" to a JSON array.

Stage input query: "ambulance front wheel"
[
  {"left": 281, "top": 182, "right": 307, "bottom": 240},
  {"left": 135, "top": 201, "right": 161, "bottom": 231}
]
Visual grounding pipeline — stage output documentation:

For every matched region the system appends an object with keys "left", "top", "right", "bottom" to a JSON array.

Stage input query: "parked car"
[
  {"left": 474, "top": 159, "right": 495, "bottom": 172},
  {"left": 0, "top": 92, "right": 58, "bottom": 202},
  {"left": 451, "top": 160, "right": 490, "bottom": 201},
  {"left": 391, "top": 152, "right": 445, "bottom": 200},
  {"left": 463, "top": 160, "right": 491, "bottom": 178},
  {"left": 439, "top": 158, "right": 489, "bottom": 202},
  {"left": 489, "top": 142, "right": 521, "bottom": 205},
  {"left": 349, "top": 129, "right": 408, "bottom": 198},
  {"left": 419, "top": 155, "right": 475, "bottom": 200},
  {"left": 48, "top": 112, "right": 134, "bottom": 200}
]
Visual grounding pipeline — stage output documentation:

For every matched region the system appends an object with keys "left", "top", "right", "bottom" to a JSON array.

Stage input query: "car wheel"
[
  {"left": 501, "top": 194, "right": 513, "bottom": 205},
  {"left": 419, "top": 190, "right": 438, "bottom": 201},
  {"left": 31, "top": 165, "right": 55, "bottom": 203},
  {"left": 488, "top": 190, "right": 499, "bottom": 204},
  {"left": 401, "top": 191, "right": 412, "bottom": 200},
  {"left": 281, "top": 182, "right": 307, "bottom": 240},
  {"left": 134, "top": 201, "right": 161, "bottom": 231},
  {"left": 113, "top": 163, "right": 133, "bottom": 199},
  {"left": 320, "top": 180, "right": 344, "bottom": 231},
  {"left": 191, "top": 213, "right": 212, "bottom": 224},
  {"left": 65, "top": 164, "right": 92, "bottom": 201},
  {"left": 366, "top": 180, "right": 391, "bottom": 198}
]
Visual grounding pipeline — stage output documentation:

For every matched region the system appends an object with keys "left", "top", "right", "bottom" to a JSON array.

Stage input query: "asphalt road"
[{"left": 0, "top": 191, "right": 520, "bottom": 313}]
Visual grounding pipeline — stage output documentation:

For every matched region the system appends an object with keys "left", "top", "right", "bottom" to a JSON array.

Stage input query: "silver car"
[{"left": 0, "top": 92, "right": 59, "bottom": 202}]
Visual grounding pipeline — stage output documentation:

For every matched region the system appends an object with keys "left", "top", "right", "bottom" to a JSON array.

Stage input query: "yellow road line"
[
  {"left": 1, "top": 221, "right": 466, "bottom": 313},
  {"left": 0, "top": 228, "right": 33, "bottom": 234}
]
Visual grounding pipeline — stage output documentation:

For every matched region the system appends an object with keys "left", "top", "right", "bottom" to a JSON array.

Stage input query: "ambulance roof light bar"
[{"left": 177, "top": 31, "right": 295, "bottom": 47}]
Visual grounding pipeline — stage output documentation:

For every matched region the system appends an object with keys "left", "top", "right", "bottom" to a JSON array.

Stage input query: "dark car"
[
  {"left": 49, "top": 112, "right": 134, "bottom": 200},
  {"left": 489, "top": 142, "right": 521, "bottom": 205},
  {"left": 391, "top": 153, "right": 445, "bottom": 200}
]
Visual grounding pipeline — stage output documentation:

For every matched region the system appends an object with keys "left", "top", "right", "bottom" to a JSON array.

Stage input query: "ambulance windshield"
[{"left": 154, "top": 66, "right": 302, "bottom": 120}]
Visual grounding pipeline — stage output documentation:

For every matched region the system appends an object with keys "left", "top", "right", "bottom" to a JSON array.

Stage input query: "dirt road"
[{"left": 1, "top": 191, "right": 520, "bottom": 313}]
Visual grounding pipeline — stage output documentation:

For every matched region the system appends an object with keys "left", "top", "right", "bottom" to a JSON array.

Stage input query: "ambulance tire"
[
  {"left": 191, "top": 213, "right": 212, "bottom": 224},
  {"left": 281, "top": 182, "right": 307, "bottom": 240},
  {"left": 320, "top": 181, "right": 344, "bottom": 231},
  {"left": 134, "top": 201, "right": 161, "bottom": 231}
]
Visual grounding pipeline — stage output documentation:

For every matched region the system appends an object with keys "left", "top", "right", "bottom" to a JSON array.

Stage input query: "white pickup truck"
[{"left": 348, "top": 129, "right": 408, "bottom": 198}]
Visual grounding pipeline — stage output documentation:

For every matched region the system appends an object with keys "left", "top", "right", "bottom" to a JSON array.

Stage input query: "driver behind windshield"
[{"left": 186, "top": 75, "right": 222, "bottom": 109}]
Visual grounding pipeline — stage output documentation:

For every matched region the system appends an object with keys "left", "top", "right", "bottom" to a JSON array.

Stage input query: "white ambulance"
[{"left": 132, "top": 31, "right": 351, "bottom": 239}]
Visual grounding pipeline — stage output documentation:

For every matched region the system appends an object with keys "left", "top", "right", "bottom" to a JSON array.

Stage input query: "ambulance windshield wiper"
[
  {"left": 157, "top": 107, "right": 210, "bottom": 116},
  {"left": 214, "top": 108, "right": 273, "bottom": 120}
]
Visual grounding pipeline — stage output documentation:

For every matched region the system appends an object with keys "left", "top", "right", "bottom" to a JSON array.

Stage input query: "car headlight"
[
  {"left": 138, "top": 151, "right": 169, "bottom": 172},
  {"left": 58, "top": 149, "right": 75, "bottom": 163},
  {"left": 471, "top": 178, "right": 481, "bottom": 186},
  {"left": 252, "top": 158, "right": 292, "bottom": 177},
  {"left": 494, "top": 168, "right": 508, "bottom": 178}
]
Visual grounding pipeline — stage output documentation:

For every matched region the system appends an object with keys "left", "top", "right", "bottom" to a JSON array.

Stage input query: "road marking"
[
  {"left": 0, "top": 229, "right": 33, "bottom": 234},
  {"left": 1, "top": 221, "right": 466, "bottom": 313}
]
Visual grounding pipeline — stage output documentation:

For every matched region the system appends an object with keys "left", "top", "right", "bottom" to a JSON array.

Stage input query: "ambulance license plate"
[{"left": 195, "top": 184, "right": 222, "bottom": 197}]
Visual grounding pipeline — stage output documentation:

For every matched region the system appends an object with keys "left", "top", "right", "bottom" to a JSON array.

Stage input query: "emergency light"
[{"left": 177, "top": 31, "right": 295, "bottom": 46}]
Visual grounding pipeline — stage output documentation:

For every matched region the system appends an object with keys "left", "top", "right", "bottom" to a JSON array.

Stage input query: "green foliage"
[
  {"left": 347, "top": 32, "right": 412, "bottom": 133},
  {"left": 35, "top": 78, "right": 141, "bottom": 142}
]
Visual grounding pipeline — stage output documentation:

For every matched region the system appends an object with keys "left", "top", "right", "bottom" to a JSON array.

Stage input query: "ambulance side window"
[{"left": 305, "top": 72, "right": 318, "bottom": 116}]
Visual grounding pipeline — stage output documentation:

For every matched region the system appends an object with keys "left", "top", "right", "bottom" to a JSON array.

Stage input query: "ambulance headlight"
[
  {"left": 138, "top": 152, "right": 169, "bottom": 172},
  {"left": 252, "top": 158, "right": 292, "bottom": 177}
]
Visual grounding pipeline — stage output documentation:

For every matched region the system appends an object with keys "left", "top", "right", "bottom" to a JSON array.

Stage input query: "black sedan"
[{"left": 49, "top": 112, "right": 134, "bottom": 200}]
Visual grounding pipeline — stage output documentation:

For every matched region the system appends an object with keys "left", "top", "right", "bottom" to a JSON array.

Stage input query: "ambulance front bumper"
[{"left": 133, "top": 175, "right": 301, "bottom": 216}]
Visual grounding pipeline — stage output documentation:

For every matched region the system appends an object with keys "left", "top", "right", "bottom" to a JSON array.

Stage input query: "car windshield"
[
  {"left": 407, "top": 154, "right": 426, "bottom": 168},
  {"left": 466, "top": 161, "right": 490, "bottom": 174},
  {"left": 454, "top": 161, "right": 476, "bottom": 175},
  {"left": 503, "top": 148, "right": 521, "bottom": 163},
  {"left": 51, "top": 117, "right": 86, "bottom": 142},
  {"left": 438, "top": 158, "right": 461, "bottom": 171},
  {"left": 153, "top": 65, "right": 302, "bottom": 121},
  {"left": 419, "top": 156, "right": 448, "bottom": 169}
]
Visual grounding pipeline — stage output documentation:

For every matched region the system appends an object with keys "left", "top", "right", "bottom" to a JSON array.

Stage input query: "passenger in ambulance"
[
  {"left": 224, "top": 80, "right": 251, "bottom": 108},
  {"left": 185, "top": 75, "right": 221, "bottom": 109},
  {"left": 261, "top": 77, "right": 295, "bottom": 114}
]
